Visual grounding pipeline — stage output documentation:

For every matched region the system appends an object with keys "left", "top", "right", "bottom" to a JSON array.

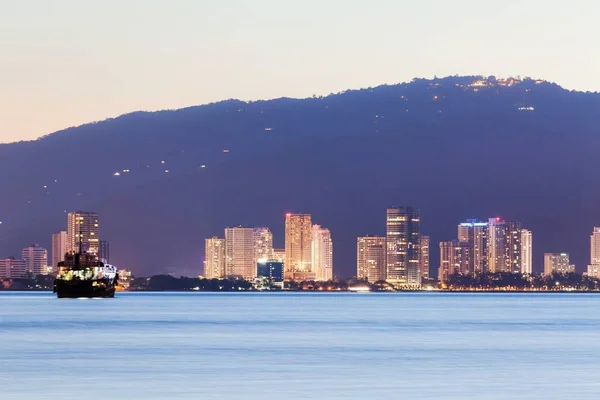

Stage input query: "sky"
[{"left": 1, "top": 0, "right": 599, "bottom": 143}]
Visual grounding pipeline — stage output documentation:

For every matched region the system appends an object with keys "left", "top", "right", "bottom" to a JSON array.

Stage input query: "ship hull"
[{"left": 54, "top": 279, "right": 116, "bottom": 298}]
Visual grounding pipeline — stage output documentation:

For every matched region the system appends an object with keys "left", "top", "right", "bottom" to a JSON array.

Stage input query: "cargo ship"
[{"left": 53, "top": 250, "right": 118, "bottom": 298}]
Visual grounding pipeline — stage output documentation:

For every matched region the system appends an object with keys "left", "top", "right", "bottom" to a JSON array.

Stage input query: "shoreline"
[{"left": 3, "top": 289, "right": 600, "bottom": 294}]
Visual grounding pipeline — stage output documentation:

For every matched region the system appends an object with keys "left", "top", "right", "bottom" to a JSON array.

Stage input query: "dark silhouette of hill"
[{"left": 1, "top": 75, "right": 599, "bottom": 278}]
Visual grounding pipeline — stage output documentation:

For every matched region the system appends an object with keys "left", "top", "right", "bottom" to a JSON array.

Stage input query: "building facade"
[
  {"left": 357, "top": 236, "right": 386, "bottom": 283},
  {"left": 205, "top": 237, "right": 226, "bottom": 279},
  {"left": 272, "top": 249, "right": 286, "bottom": 264},
  {"left": 21, "top": 244, "right": 48, "bottom": 276},
  {"left": 419, "top": 235, "right": 430, "bottom": 280},
  {"left": 487, "top": 218, "right": 522, "bottom": 273},
  {"left": 386, "top": 207, "right": 420, "bottom": 286},
  {"left": 52, "top": 231, "right": 68, "bottom": 269},
  {"left": 588, "top": 228, "right": 600, "bottom": 278},
  {"left": 544, "top": 253, "right": 573, "bottom": 275},
  {"left": 458, "top": 220, "right": 488, "bottom": 274},
  {"left": 253, "top": 227, "right": 274, "bottom": 264},
  {"left": 67, "top": 211, "right": 100, "bottom": 255},
  {"left": 312, "top": 225, "right": 333, "bottom": 282},
  {"left": 521, "top": 229, "right": 533, "bottom": 275},
  {"left": 285, "top": 213, "right": 313, "bottom": 281},
  {"left": 225, "top": 227, "right": 255, "bottom": 280},
  {"left": 257, "top": 260, "right": 284, "bottom": 283},
  {"left": 0, "top": 257, "right": 26, "bottom": 279},
  {"left": 438, "top": 240, "right": 471, "bottom": 285}
]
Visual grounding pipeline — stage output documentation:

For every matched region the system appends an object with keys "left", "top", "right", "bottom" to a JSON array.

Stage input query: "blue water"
[{"left": 1, "top": 292, "right": 600, "bottom": 399}]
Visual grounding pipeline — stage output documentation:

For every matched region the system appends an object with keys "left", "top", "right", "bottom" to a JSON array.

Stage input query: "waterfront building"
[
  {"left": 521, "top": 230, "right": 533, "bottom": 274},
  {"left": 544, "top": 253, "right": 573, "bottom": 275},
  {"left": 386, "top": 206, "right": 421, "bottom": 286},
  {"left": 457, "top": 220, "right": 488, "bottom": 274},
  {"left": 312, "top": 225, "right": 333, "bottom": 282},
  {"left": 67, "top": 211, "right": 100, "bottom": 255},
  {"left": 419, "top": 235, "right": 430, "bottom": 280},
  {"left": 285, "top": 213, "right": 313, "bottom": 281},
  {"left": 272, "top": 249, "right": 285, "bottom": 263},
  {"left": 22, "top": 244, "right": 48, "bottom": 276},
  {"left": 257, "top": 259, "right": 284, "bottom": 287},
  {"left": 588, "top": 228, "right": 600, "bottom": 278},
  {"left": 253, "top": 227, "right": 274, "bottom": 265},
  {"left": 357, "top": 236, "right": 386, "bottom": 283},
  {"left": 438, "top": 240, "right": 471, "bottom": 285},
  {"left": 225, "top": 227, "right": 255, "bottom": 280},
  {"left": 52, "top": 231, "right": 68, "bottom": 269},
  {"left": 488, "top": 218, "right": 522, "bottom": 273},
  {"left": 0, "top": 257, "right": 26, "bottom": 279},
  {"left": 205, "top": 237, "right": 226, "bottom": 279}
]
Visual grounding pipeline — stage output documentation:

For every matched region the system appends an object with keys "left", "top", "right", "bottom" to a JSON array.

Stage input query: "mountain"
[{"left": 1, "top": 75, "right": 599, "bottom": 278}]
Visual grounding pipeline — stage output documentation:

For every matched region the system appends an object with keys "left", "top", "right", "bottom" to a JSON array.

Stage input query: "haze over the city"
[{"left": 1, "top": 0, "right": 599, "bottom": 143}]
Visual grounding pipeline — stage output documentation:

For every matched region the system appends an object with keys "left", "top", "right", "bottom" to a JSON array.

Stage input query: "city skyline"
[{"left": 5, "top": 207, "right": 600, "bottom": 281}]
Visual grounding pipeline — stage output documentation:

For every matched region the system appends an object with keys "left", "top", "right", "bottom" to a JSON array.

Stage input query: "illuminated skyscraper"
[
  {"left": 544, "top": 253, "right": 573, "bottom": 275},
  {"left": 272, "top": 249, "right": 286, "bottom": 263},
  {"left": 438, "top": 240, "right": 471, "bottom": 285},
  {"left": 521, "top": 230, "right": 533, "bottom": 274},
  {"left": 225, "top": 227, "right": 255, "bottom": 280},
  {"left": 487, "top": 218, "right": 521, "bottom": 273},
  {"left": 587, "top": 228, "right": 600, "bottom": 278},
  {"left": 52, "top": 231, "right": 68, "bottom": 269},
  {"left": 253, "top": 227, "right": 274, "bottom": 263},
  {"left": 312, "top": 225, "right": 333, "bottom": 282},
  {"left": 386, "top": 207, "right": 420, "bottom": 286},
  {"left": 285, "top": 213, "right": 313, "bottom": 281},
  {"left": 22, "top": 244, "right": 48, "bottom": 276},
  {"left": 458, "top": 220, "right": 488, "bottom": 274},
  {"left": 67, "top": 211, "right": 100, "bottom": 255},
  {"left": 419, "top": 236, "right": 430, "bottom": 280},
  {"left": 357, "top": 236, "right": 386, "bottom": 283},
  {"left": 205, "top": 237, "right": 226, "bottom": 279}
]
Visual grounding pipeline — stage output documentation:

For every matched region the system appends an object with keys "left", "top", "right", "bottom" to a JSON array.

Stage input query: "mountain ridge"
[{"left": 1, "top": 75, "right": 599, "bottom": 278}]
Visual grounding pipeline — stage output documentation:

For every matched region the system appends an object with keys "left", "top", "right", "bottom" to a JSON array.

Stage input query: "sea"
[{"left": 1, "top": 292, "right": 599, "bottom": 399}]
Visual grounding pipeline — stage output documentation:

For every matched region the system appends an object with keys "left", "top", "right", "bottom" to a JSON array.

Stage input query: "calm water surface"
[{"left": 1, "top": 292, "right": 600, "bottom": 399}]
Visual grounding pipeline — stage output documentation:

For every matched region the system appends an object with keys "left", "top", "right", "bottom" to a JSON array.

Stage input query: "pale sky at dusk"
[{"left": 1, "top": 0, "right": 598, "bottom": 143}]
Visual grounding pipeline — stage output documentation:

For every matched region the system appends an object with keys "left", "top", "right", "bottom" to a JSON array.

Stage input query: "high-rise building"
[
  {"left": 67, "top": 211, "right": 100, "bottom": 255},
  {"left": 357, "top": 236, "right": 386, "bottom": 283},
  {"left": 21, "top": 244, "right": 48, "bottom": 276},
  {"left": 205, "top": 237, "right": 226, "bottom": 279},
  {"left": 253, "top": 227, "right": 274, "bottom": 263},
  {"left": 438, "top": 240, "right": 471, "bottom": 285},
  {"left": 419, "top": 236, "right": 430, "bottom": 280},
  {"left": 458, "top": 220, "right": 488, "bottom": 274},
  {"left": 52, "top": 231, "right": 68, "bottom": 269},
  {"left": 312, "top": 225, "right": 333, "bottom": 282},
  {"left": 0, "top": 257, "right": 26, "bottom": 279},
  {"left": 487, "top": 218, "right": 521, "bottom": 273},
  {"left": 587, "top": 228, "right": 600, "bottom": 278},
  {"left": 521, "top": 230, "right": 533, "bottom": 275},
  {"left": 285, "top": 213, "right": 313, "bottom": 281},
  {"left": 225, "top": 227, "right": 255, "bottom": 280},
  {"left": 544, "top": 253, "right": 573, "bottom": 275},
  {"left": 99, "top": 240, "right": 110, "bottom": 263},
  {"left": 272, "top": 249, "right": 286, "bottom": 263},
  {"left": 386, "top": 207, "right": 420, "bottom": 286}
]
